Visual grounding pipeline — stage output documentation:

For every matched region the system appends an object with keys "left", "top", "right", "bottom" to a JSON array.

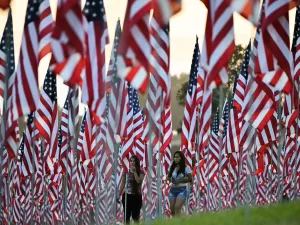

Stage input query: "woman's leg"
[
  {"left": 174, "top": 198, "right": 186, "bottom": 216},
  {"left": 174, "top": 189, "right": 187, "bottom": 216},
  {"left": 168, "top": 188, "right": 177, "bottom": 216},
  {"left": 122, "top": 193, "right": 132, "bottom": 224},
  {"left": 131, "top": 194, "right": 142, "bottom": 223}
]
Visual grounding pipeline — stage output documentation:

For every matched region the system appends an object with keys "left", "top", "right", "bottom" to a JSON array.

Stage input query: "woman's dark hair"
[
  {"left": 168, "top": 151, "right": 186, "bottom": 178},
  {"left": 130, "top": 155, "right": 141, "bottom": 194}
]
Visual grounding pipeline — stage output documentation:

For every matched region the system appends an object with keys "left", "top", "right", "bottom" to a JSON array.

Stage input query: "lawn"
[{"left": 148, "top": 201, "right": 300, "bottom": 225}]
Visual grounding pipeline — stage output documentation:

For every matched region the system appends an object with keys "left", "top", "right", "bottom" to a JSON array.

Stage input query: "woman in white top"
[{"left": 167, "top": 151, "right": 192, "bottom": 216}]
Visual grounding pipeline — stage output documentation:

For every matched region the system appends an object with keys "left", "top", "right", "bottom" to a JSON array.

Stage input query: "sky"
[{"left": 0, "top": 0, "right": 295, "bottom": 114}]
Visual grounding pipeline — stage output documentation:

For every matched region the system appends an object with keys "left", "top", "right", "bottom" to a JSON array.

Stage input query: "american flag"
[
  {"left": 110, "top": 23, "right": 128, "bottom": 138},
  {"left": 0, "top": 9, "right": 14, "bottom": 98},
  {"left": 150, "top": 10, "right": 170, "bottom": 99},
  {"left": 0, "top": 10, "right": 18, "bottom": 159},
  {"left": 225, "top": 97, "right": 241, "bottom": 154},
  {"left": 152, "top": 0, "right": 182, "bottom": 25},
  {"left": 82, "top": 0, "right": 109, "bottom": 123},
  {"left": 51, "top": 0, "right": 86, "bottom": 87},
  {"left": 106, "top": 20, "right": 121, "bottom": 90},
  {"left": 259, "top": 0, "right": 293, "bottom": 93},
  {"left": 60, "top": 90, "right": 70, "bottom": 136},
  {"left": 233, "top": 42, "right": 251, "bottom": 112},
  {"left": 121, "top": 83, "right": 134, "bottom": 172},
  {"left": 35, "top": 70, "right": 59, "bottom": 173},
  {"left": 180, "top": 37, "right": 200, "bottom": 169},
  {"left": 161, "top": 104, "right": 173, "bottom": 153},
  {"left": 263, "top": 0, "right": 300, "bottom": 29},
  {"left": 201, "top": 0, "right": 235, "bottom": 91},
  {"left": 225, "top": 43, "right": 251, "bottom": 155},
  {"left": 293, "top": 6, "right": 300, "bottom": 80},
  {"left": 77, "top": 109, "right": 92, "bottom": 164},
  {"left": 207, "top": 108, "right": 221, "bottom": 181},
  {"left": 132, "top": 89, "right": 145, "bottom": 161},
  {"left": 22, "top": 113, "right": 36, "bottom": 178},
  {"left": 117, "top": 0, "right": 152, "bottom": 93},
  {"left": 6, "top": 0, "right": 53, "bottom": 158}
]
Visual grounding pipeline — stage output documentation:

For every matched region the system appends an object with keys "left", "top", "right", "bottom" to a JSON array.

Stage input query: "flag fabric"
[
  {"left": 150, "top": 10, "right": 170, "bottom": 101},
  {"left": 201, "top": 0, "right": 235, "bottom": 90},
  {"left": 293, "top": 6, "right": 300, "bottom": 80},
  {"left": 109, "top": 21, "right": 128, "bottom": 138},
  {"left": 0, "top": 10, "right": 19, "bottom": 159},
  {"left": 117, "top": 0, "right": 152, "bottom": 93},
  {"left": 207, "top": 108, "right": 221, "bottom": 181},
  {"left": 82, "top": 0, "right": 109, "bottom": 123},
  {"left": 259, "top": 0, "right": 293, "bottom": 93},
  {"left": 35, "top": 70, "right": 59, "bottom": 173},
  {"left": 180, "top": 37, "right": 200, "bottom": 168},
  {"left": 132, "top": 89, "right": 145, "bottom": 161},
  {"left": 0, "top": 9, "right": 14, "bottom": 98},
  {"left": 233, "top": 42, "right": 251, "bottom": 112},
  {"left": 6, "top": 0, "right": 53, "bottom": 158},
  {"left": 120, "top": 83, "right": 134, "bottom": 172},
  {"left": 262, "top": 0, "right": 300, "bottom": 29},
  {"left": 50, "top": 0, "right": 86, "bottom": 87}
]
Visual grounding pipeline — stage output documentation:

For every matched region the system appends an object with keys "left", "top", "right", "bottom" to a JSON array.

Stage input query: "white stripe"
[
  {"left": 130, "top": 0, "right": 151, "bottom": 19},
  {"left": 265, "top": 0, "right": 287, "bottom": 19},
  {"left": 60, "top": 53, "right": 82, "bottom": 82},
  {"left": 65, "top": 11, "right": 85, "bottom": 44},
  {"left": 131, "top": 23, "right": 151, "bottom": 61},
  {"left": 36, "top": 111, "right": 51, "bottom": 135}
]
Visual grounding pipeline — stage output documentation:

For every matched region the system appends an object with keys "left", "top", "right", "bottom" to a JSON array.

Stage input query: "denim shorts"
[{"left": 168, "top": 187, "right": 187, "bottom": 201}]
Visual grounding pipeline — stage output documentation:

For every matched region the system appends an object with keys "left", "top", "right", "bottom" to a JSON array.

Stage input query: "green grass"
[{"left": 147, "top": 201, "right": 300, "bottom": 225}]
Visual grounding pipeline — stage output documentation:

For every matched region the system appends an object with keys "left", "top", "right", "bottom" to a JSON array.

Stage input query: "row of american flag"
[{"left": 0, "top": 0, "right": 300, "bottom": 224}]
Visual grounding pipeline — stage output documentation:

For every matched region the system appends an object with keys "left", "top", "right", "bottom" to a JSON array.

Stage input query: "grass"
[{"left": 146, "top": 201, "right": 300, "bottom": 225}]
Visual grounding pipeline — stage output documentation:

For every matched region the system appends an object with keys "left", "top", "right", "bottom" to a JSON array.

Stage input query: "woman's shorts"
[{"left": 168, "top": 187, "right": 187, "bottom": 201}]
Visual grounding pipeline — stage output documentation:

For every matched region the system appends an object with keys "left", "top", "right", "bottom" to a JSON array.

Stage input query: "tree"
[{"left": 176, "top": 44, "right": 246, "bottom": 114}]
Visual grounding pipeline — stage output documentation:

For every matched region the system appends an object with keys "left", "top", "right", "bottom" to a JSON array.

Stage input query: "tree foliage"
[{"left": 176, "top": 44, "right": 246, "bottom": 114}]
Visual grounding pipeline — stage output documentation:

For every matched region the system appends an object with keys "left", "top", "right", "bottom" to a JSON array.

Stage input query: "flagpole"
[
  {"left": 69, "top": 87, "right": 79, "bottom": 225},
  {"left": 217, "top": 86, "right": 224, "bottom": 211},
  {"left": 146, "top": 117, "right": 154, "bottom": 224},
  {"left": 94, "top": 125, "right": 100, "bottom": 225},
  {"left": 156, "top": 89, "right": 164, "bottom": 219},
  {"left": 30, "top": 114, "right": 37, "bottom": 225},
  {"left": 113, "top": 142, "right": 120, "bottom": 225},
  {"left": 276, "top": 92, "right": 284, "bottom": 203},
  {"left": 124, "top": 174, "right": 128, "bottom": 225},
  {"left": 236, "top": 146, "right": 243, "bottom": 207},
  {"left": 292, "top": 79, "right": 300, "bottom": 200}
]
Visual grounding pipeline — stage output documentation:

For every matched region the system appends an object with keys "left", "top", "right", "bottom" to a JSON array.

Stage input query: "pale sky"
[{"left": 0, "top": 0, "right": 294, "bottom": 114}]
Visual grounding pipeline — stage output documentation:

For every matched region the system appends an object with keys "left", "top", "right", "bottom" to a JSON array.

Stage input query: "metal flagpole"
[
  {"left": 30, "top": 114, "right": 37, "bottom": 225},
  {"left": 94, "top": 125, "right": 100, "bottom": 225},
  {"left": 124, "top": 174, "right": 128, "bottom": 225},
  {"left": 292, "top": 79, "right": 300, "bottom": 200},
  {"left": 276, "top": 92, "right": 284, "bottom": 203},
  {"left": 113, "top": 142, "right": 120, "bottom": 225},
  {"left": 156, "top": 89, "right": 164, "bottom": 219},
  {"left": 217, "top": 86, "right": 224, "bottom": 211},
  {"left": 146, "top": 117, "right": 154, "bottom": 224}
]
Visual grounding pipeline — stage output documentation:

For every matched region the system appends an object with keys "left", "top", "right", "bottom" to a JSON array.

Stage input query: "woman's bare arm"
[{"left": 133, "top": 172, "right": 145, "bottom": 184}]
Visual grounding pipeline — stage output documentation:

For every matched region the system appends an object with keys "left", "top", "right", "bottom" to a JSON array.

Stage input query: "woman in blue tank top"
[{"left": 167, "top": 151, "right": 192, "bottom": 217}]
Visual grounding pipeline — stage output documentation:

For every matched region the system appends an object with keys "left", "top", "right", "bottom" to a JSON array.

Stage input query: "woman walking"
[
  {"left": 167, "top": 151, "right": 192, "bottom": 217},
  {"left": 118, "top": 156, "right": 145, "bottom": 224}
]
